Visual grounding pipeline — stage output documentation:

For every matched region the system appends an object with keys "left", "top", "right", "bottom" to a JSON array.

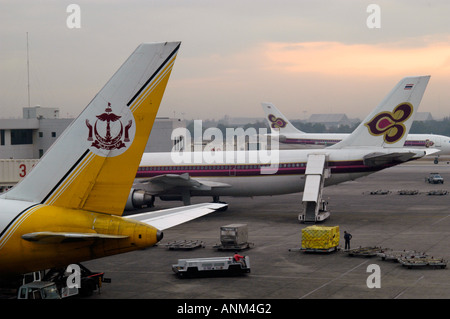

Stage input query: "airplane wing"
[
  {"left": 21, "top": 232, "right": 128, "bottom": 243},
  {"left": 135, "top": 173, "right": 231, "bottom": 194},
  {"left": 363, "top": 148, "right": 439, "bottom": 167},
  {"left": 21, "top": 202, "right": 227, "bottom": 243},
  {"left": 125, "top": 202, "right": 227, "bottom": 230},
  {"left": 363, "top": 152, "right": 418, "bottom": 167}
]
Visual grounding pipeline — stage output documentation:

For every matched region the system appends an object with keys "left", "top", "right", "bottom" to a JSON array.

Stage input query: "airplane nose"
[{"left": 157, "top": 230, "right": 164, "bottom": 242}]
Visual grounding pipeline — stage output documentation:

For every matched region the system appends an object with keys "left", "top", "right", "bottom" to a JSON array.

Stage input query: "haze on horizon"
[{"left": 1, "top": 1, "right": 450, "bottom": 121}]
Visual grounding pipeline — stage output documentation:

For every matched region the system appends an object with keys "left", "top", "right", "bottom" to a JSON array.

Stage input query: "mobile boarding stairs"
[{"left": 299, "top": 154, "right": 331, "bottom": 223}]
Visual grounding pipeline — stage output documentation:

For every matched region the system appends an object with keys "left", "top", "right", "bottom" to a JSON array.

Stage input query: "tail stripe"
[
  {"left": 0, "top": 205, "right": 41, "bottom": 250},
  {"left": 43, "top": 151, "right": 95, "bottom": 205},
  {"left": 129, "top": 52, "right": 178, "bottom": 112},
  {"left": 41, "top": 150, "right": 91, "bottom": 205},
  {"left": 127, "top": 43, "right": 180, "bottom": 107}
]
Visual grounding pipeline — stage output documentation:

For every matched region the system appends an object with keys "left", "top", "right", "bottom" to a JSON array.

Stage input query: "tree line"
[
  {"left": 293, "top": 118, "right": 450, "bottom": 136},
  {"left": 186, "top": 117, "right": 450, "bottom": 136}
]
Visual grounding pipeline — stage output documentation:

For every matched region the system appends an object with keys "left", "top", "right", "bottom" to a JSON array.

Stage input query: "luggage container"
[
  {"left": 299, "top": 225, "right": 340, "bottom": 253},
  {"left": 213, "top": 224, "right": 254, "bottom": 250}
]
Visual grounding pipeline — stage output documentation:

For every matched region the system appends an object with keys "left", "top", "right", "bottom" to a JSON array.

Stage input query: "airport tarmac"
[{"left": 85, "top": 159, "right": 450, "bottom": 300}]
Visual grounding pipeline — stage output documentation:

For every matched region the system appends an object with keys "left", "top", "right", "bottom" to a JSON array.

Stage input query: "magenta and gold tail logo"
[
  {"left": 268, "top": 114, "right": 287, "bottom": 129},
  {"left": 364, "top": 103, "right": 413, "bottom": 144}
]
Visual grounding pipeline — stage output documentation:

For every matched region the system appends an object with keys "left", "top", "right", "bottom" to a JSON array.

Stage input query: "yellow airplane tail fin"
[{"left": 2, "top": 42, "right": 180, "bottom": 216}]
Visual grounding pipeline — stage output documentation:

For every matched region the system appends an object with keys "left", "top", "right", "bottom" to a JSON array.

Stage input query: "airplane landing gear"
[{"left": 212, "top": 196, "right": 228, "bottom": 211}]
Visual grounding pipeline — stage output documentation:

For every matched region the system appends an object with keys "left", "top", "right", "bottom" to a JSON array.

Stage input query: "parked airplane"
[
  {"left": 127, "top": 76, "right": 435, "bottom": 210},
  {"left": 262, "top": 101, "right": 450, "bottom": 163},
  {"left": 0, "top": 42, "right": 226, "bottom": 280}
]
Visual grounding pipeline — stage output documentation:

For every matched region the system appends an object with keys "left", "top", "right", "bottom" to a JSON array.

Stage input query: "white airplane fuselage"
[
  {"left": 137, "top": 148, "right": 428, "bottom": 198},
  {"left": 273, "top": 132, "right": 450, "bottom": 156}
]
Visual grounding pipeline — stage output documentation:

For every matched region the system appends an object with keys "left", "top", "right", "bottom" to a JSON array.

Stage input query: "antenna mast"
[{"left": 26, "top": 32, "right": 30, "bottom": 107}]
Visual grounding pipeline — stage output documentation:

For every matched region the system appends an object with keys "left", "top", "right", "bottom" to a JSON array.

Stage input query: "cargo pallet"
[
  {"left": 369, "top": 189, "right": 390, "bottom": 195},
  {"left": 377, "top": 249, "right": 426, "bottom": 262},
  {"left": 398, "top": 256, "right": 447, "bottom": 269},
  {"left": 213, "top": 242, "right": 254, "bottom": 251},
  {"left": 346, "top": 246, "right": 383, "bottom": 257},
  {"left": 427, "top": 190, "right": 448, "bottom": 196},
  {"left": 289, "top": 246, "right": 339, "bottom": 253},
  {"left": 398, "top": 190, "right": 419, "bottom": 195},
  {"left": 163, "top": 240, "right": 205, "bottom": 250}
]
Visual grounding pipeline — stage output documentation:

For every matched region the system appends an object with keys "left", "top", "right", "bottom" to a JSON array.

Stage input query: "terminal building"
[
  {"left": 0, "top": 106, "right": 185, "bottom": 159},
  {"left": 0, "top": 106, "right": 186, "bottom": 190}
]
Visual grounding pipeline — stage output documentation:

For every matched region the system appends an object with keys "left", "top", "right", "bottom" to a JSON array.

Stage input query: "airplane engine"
[{"left": 125, "top": 189, "right": 155, "bottom": 210}]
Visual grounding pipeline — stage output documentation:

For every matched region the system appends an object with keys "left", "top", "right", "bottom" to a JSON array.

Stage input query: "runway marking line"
[
  {"left": 299, "top": 260, "right": 369, "bottom": 299},
  {"left": 393, "top": 275, "right": 424, "bottom": 299}
]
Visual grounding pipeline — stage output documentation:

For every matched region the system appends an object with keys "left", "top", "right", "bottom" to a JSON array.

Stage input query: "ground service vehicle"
[
  {"left": 172, "top": 256, "right": 251, "bottom": 278},
  {"left": 43, "top": 264, "right": 107, "bottom": 297},
  {"left": 17, "top": 281, "right": 61, "bottom": 299},
  {"left": 17, "top": 264, "right": 107, "bottom": 299},
  {"left": 427, "top": 173, "right": 444, "bottom": 184}
]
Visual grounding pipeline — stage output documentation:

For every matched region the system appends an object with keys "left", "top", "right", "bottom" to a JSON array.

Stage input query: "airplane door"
[
  {"left": 229, "top": 165, "right": 236, "bottom": 176},
  {"left": 435, "top": 137, "right": 442, "bottom": 147}
]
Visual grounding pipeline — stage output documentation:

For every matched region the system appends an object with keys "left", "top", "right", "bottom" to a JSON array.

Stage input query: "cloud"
[
  {"left": 162, "top": 36, "right": 450, "bottom": 120},
  {"left": 261, "top": 38, "right": 450, "bottom": 76},
  {"left": 3, "top": 1, "right": 450, "bottom": 120}
]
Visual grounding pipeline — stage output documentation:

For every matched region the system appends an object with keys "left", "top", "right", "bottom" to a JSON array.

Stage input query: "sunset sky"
[{"left": 2, "top": 1, "right": 450, "bottom": 121}]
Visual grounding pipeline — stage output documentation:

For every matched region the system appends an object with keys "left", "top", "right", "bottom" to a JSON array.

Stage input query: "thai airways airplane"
[
  {"left": 262, "top": 101, "right": 450, "bottom": 163},
  {"left": 0, "top": 42, "right": 226, "bottom": 280},
  {"left": 128, "top": 76, "right": 435, "bottom": 209}
]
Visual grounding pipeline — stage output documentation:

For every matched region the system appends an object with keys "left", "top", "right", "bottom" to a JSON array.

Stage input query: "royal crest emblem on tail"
[{"left": 86, "top": 103, "right": 134, "bottom": 151}]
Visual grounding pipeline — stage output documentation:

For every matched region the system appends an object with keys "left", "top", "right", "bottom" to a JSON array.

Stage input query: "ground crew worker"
[
  {"left": 344, "top": 231, "right": 352, "bottom": 250},
  {"left": 233, "top": 252, "right": 245, "bottom": 266}
]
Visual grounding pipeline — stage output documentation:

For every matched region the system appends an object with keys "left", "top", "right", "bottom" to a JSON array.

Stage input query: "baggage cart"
[
  {"left": 398, "top": 256, "right": 447, "bottom": 269},
  {"left": 163, "top": 240, "right": 205, "bottom": 250},
  {"left": 347, "top": 246, "right": 383, "bottom": 257},
  {"left": 377, "top": 249, "right": 426, "bottom": 262}
]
